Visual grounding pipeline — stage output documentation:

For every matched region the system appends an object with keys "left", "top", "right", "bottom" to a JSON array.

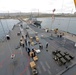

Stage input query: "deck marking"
[
  {"left": 7, "top": 41, "right": 13, "bottom": 55},
  {"left": 20, "top": 47, "right": 23, "bottom": 55},
  {"left": 45, "top": 62, "right": 50, "bottom": 69},
  {"left": 56, "top": 69, "right": 59, "bottom": 71},
  {"left": 47, "top": 69, "right": 52, "bottom": 75},
  {"left": 37, "top": 65, "right": 41, "bottom": 74},
  {"left": 40, "top": 61, "right": 46, "bottom": 71},
  {"left": 20, "top": 51, "right": 30, "bottom": 75},
  {"left": 26, "top": 69, "right": 30, "bottom": 75},
  {"left": 0, "top": 64, "right": 2, "bottom": 68},
  {"left": 0, "top": 55, "right": 9, "bottom": 68}
]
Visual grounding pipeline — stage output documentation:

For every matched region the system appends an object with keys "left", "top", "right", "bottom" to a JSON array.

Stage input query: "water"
[
  {"left": 0, "top": 17, "right": 76, "bottom": 40},
  {"left": 38, "top": 17, "right": 76, "bottom": 34},
  {"left": 0, "top": 19, "right": 19, "bottom": 40}
]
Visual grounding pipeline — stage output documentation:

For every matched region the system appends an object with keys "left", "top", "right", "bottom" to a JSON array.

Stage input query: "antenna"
[
  {"left": 67, "top": 9, "right": 73, "bottom": 32},
  {"left": 51, "top": 9, "right": 56, "bottom": 30},
  {"left": 38, "top": 9, "right": 39, "bottom": 17},
  {"left": 57, "top": 0, "right": 64, "bottom": 30}
]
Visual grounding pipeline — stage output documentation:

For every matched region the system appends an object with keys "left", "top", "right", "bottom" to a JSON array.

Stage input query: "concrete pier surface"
[
  {"left": 63, "top": 32, "right": 76, "bottom": 42},
  {"left": 0, "top": 21, "right": 76, "bottom": 75}
]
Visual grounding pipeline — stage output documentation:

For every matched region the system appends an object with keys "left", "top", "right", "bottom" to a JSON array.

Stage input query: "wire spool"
[
  {"left": 20, "top": 40, "right": 24, "bottom": 46},
  {"left": 36, "top": 37, "right": 39, "bottom": 42},
  {"left": 31, "top": 42, "right": 34, "bottom": 46}
]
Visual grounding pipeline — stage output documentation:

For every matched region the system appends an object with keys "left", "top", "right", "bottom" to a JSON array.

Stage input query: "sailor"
[
  {"left": 31, "top": 52, "right": 34, "bottom": 58},
  {"left": 27, "top": 48, "right": 31, "bottom": 55},
  {"left": 26, "top": 32, "right": 29, "bottom": 38},
  {"left": 46, "top": 42, "right": 48, "bottom": 48},
  {"left": 39, "top": 43, "right": 43, "bottom": 49},
  {"left": 25, "top": 39, "right": 27, "bottom": 46},
  {"left": 28, "top": 40, "right": 30, "bottom": 46},
  {"left": 60, "top": 33, "right": 62, "bottom": 38},
  {"left": 32, "top": 47, "right": 34, "bottom": 52},
  {"left": 25, "top": 34, "right": 27, "bottom": 38},
  {"left": 20, "top": 41, "right": 24, "bottom": 47},
  {"left": 20, "top": 24, "right": 23, "bottom": 28},
  {"left": 33, "top": 50, "right": 36, "bottom": 57},
  {"left": 6, "top": 35, "right": 10, "bottom": 40},
  {"left": 22, "top": 35, "right": 24, "bottom": 39},
  {"left": 39, "top": 43, "right": 41, "bottom": 49},
  {"left": 23, "top": 43, "right": 24, "bottom": 47},
  {"left": 11, "top": 54, "right": 15, "bottom": 59}
]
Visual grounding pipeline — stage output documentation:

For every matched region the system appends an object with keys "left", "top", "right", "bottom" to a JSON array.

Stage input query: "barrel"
[{"left": 31, "top": 42, "right": 34, "bottom": 46}]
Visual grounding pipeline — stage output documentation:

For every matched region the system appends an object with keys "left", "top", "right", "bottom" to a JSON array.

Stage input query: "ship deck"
[{"left": 0, "top": 21, "right": 76, "bottom": 75}]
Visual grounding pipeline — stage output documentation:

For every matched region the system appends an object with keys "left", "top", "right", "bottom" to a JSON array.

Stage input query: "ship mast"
[
  {"left": 38, "top": 9, "right": 39, "bottom": 18},
  {"left": 51, "top": 9, "right": 55, "bottom": 30}
]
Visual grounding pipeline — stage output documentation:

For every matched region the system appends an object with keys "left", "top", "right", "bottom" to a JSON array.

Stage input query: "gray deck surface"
[
  {"left": 61, "top": 64, "right": 76, "bottom": 75},
  {"left": 0, "top": 21, "right": 76, "bottom": 75}
]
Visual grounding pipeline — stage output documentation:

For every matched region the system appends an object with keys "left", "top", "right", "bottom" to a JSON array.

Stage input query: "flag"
[
  {"left": 53, "top": 9, "right": 56, "bottom": 12},
  {"left": 74, "top": 0, "right": 76, "bottom": 8}
]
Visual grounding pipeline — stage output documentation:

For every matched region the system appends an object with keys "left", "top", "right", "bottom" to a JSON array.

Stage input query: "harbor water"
[
  {"left": 0, "top": 19, "right": 19, "bottom": 40},
  {"left": 38, "top": 17, "right": 76, "bottom": 34},
  {"left": 0, "top": 17, "right": 76, "bottom": 40}
]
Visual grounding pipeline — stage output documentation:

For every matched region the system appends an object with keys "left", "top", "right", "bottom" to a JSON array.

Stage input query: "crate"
[
  {"left": 36, "top": 37, "right": 39, "bottom": 42},
  {"left": 30, "top": 61, "right": 36, "bottom": 69},
  {"left": 33, "top": 56, "right": 38, "bottom": 61},
  {"left": 31, "top": 42, "right": 34, "bottom": 46}
]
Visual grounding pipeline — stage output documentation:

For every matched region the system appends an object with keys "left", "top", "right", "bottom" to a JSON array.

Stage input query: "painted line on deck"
[
  {"left": 26, "top": 68, "right": 30, "bottom": 75},
  {"left": 45, "top": 61, "right": 50, "bottom": 69},
  {"left": 20, "top": 47, "right": 23, "bottom": 55},
  {"left": 37, "top": 65, "right": 41, "bottom": 74},
  {"left": 13, "top": 51, "right": 30, "bottom": 75},
  {"left": 40, "top": 61, "right": 46, "bottom": 72},
  {"left": 47, "top": 69, "right": 52, "bottom": 75},
  {"left": 0, "top": 55, "right": 9, "bottom": 68},
  {"left": 20, "top": 51, "right": 30, "bottom": 75},
  {"left": 0, "top": 50, "right": 30, "bottom": 75},
  {"left": 0, "top": 64, "right": 3, "bottom": 68}
]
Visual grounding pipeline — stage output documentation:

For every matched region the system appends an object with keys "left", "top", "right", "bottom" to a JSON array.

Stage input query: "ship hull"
[{"left": 27, "top": 18, "right": 42, "bottom": 27}]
